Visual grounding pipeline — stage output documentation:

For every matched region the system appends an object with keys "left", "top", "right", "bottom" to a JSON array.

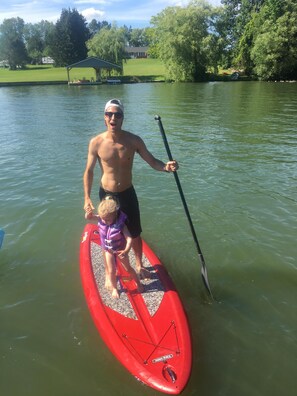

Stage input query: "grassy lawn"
[
  {"left": 0, "top": 58, "right": 166, "bottom": 83},
  {"left": 123, "top": 58, "right": 166, "bottom": 77}
]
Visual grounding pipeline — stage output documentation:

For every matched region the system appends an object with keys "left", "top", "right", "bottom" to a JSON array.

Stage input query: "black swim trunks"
[{"left": 99, "top": 185, "right": 142, "bottom": 238}]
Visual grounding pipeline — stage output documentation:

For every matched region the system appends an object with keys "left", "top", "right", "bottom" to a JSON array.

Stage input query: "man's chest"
[{"left": 98, "top": 142, "right": 134, "bottom": 163}]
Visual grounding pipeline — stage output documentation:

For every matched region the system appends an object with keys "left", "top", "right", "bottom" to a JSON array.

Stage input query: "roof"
[
  {"left": 66, "top": 56, "right": 121, "bottom": 70},
  {"left": 125, "top": 46, "right": 148, "bottom": 53}
]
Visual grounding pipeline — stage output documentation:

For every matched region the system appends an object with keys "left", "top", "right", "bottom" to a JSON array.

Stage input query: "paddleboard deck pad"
[{"left": 80, "top": 223, "right": 192, "bottom": 394}]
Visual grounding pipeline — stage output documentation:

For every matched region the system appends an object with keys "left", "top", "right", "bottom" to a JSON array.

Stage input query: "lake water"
[{"left": 1, "top": 81, "right": 296, "bottom": 396}]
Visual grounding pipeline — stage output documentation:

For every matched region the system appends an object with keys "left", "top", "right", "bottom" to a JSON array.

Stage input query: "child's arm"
[
  {"left": 117, "top": 225, "right": 132, "bottom": 258},
  {"left": 85, "top": 212, "right": 99, "bottom": 223},
  {"left": 123, "top": 225, "right": 132, "bottom": 251}
]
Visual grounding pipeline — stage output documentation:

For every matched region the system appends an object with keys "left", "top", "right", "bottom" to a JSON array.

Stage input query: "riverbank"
[
  {"left": 0, "top": 77, "right": 167, "bottom": 87},
  {"left": 0, "top": 80, "right": 67, "bottom": 87},
  {"left": 0, "top": 75, "right": 254, "bottom": 87},
  {"left": 0, "top": 59, "right": 166, "bottom": 85},
  {"left": 0, "top": 59, "right": 254, "bottom": 87}
]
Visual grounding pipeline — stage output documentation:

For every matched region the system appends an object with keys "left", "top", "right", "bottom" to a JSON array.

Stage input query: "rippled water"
[{"left": 1, "top": 82, "right": 296, "bottom": 396}]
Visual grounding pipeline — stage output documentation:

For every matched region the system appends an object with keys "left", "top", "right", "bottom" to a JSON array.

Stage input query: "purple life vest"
[{"left": 98, "top": 211, "right": 127, "bottom": 252}]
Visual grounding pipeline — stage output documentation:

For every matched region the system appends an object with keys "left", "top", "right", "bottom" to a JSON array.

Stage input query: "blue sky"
[{"left": 0, "top": 0, "right": 222, "bottom": 27}]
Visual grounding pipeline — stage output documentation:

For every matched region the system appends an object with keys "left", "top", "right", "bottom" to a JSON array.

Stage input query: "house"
[
  {"left": 0, "top": 60, "right": 9, "bottom": 68},
  {"left": 42, "top": 57, "right": 54, "bottom": 64},
  {"left": 125, "top": 47, "right": 148, "bottom": 59}
]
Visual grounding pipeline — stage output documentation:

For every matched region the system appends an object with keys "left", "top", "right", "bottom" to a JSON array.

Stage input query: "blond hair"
[{"left": 98, "top": 198, "right": 118, "bottom": 218}]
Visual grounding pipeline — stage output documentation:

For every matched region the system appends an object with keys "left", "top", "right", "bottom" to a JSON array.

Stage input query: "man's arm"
[
  {"left": 83, "top": 138, "right": 98, "bottom": 212},
  {"left": 135, "top": 135, "right": 178, "bottom": 172}
]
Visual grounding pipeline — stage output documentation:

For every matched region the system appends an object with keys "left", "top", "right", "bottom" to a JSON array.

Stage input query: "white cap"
[{"left": 104, "top": 99, "right": 124, "bottom": 114}]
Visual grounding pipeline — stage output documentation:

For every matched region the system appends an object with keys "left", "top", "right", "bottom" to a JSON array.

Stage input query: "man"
[{"left": 83, "top": 98, "right": 178, "bottom": 278}]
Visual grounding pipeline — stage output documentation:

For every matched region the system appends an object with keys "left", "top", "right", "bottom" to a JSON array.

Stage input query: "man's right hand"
[{"left": 84, "top": 199, "right": 95, "bottom": 214}]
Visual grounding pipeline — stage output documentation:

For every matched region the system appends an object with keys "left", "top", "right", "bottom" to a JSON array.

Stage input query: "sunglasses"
[{"left": 104, "top": 112, "right": 123, "bottom": 119}]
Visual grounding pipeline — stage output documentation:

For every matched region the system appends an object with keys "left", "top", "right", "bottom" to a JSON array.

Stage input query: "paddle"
[
  {"left": 0, "top": 229, "right": 5, "bottom": 249},
  {"left": 155, "top": 115, "right": 213, "bottom": 299}
]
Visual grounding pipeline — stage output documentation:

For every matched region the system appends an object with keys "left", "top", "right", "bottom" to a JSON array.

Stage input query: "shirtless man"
[{"left": 83, "top": 98, "right": 178, "bottom": 277}]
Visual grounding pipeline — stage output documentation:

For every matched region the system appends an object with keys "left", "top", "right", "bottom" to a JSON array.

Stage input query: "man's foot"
[
  {"left": 137, "top": 267, "right": 151, "bottom": 280},
  {"left": 137, "top": 283, "right": 144, "bottom": 293}
]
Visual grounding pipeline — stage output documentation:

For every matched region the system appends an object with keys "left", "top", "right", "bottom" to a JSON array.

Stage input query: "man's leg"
[
  {"left": 132, "top": 236, "right": 150, "bottom": 279},
  {"left": 132, "top": 236, "right": 142, "bottom": 271}
]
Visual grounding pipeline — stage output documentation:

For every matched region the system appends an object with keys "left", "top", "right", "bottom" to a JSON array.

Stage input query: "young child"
[{"left": 85, "top": 196, "right": 143, "bottom": 299}]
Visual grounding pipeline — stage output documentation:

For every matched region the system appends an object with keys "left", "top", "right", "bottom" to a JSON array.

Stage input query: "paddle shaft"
[{"left": 155, "top": 115, "right": 213, "bottom": 298}]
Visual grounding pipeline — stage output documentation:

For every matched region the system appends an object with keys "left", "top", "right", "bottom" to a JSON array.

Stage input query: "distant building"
[
  {"left": 42, "top": 57, "right": 54, "bottom": 64},
  {"left": 125, "top": 47, "right": 148, "bottom": 59},
  {"left": 0, "top": 60, "right": 9, "bottom": 68}
]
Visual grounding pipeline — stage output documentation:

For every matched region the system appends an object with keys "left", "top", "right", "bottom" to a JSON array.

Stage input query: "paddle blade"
[
  {"left": 201, "top": 265, "right": 213, "bottom": 299},
  {"left": 0, "top": 229, "right": 5, "bottom": 249}
]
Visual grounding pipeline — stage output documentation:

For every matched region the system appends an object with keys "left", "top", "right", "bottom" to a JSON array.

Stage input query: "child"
[{"left": 85, "top": 196, "right": 143, "bottom": 299}]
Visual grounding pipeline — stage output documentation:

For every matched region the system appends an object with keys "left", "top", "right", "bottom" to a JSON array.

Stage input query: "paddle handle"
[{"left": 155, "top": 115, "right": 213, "bottom": 299}]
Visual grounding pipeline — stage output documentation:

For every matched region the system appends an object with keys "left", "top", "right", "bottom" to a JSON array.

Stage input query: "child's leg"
[
  {"left": 102, "top": 253, "right": 111, "bottom": 290},
  {"left": 105, "top": 251, "right": 119, "bottom": 298},
  {"left": 120, "top": 256, "right": 144, "bottom": 292}
]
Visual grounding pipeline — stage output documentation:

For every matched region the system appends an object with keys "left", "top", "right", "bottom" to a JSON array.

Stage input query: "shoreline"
[
  {"left": 0, "top": 79, "right": 165, "bottom": 87},
  {"left": 2, "top": 77, "right": 294, "bottom": 88},
  {"left": 0, "top": 80, "right": 67, "bottom": 87},
  {"left": 0, "top": 78, "right": 250, "bottom": 87}
]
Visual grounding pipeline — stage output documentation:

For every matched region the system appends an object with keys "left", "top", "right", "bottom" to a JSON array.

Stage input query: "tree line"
[{"left": 0, "top": 0, "right": 296, "bottom": 81}]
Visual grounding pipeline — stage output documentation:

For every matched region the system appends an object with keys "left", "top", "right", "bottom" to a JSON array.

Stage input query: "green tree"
[
  {"left": 0, "top": 17, "right": 28, "bottom": 69},
  {"left": 151, "top": 0, "right": 214, "bottom": 81},
  {"left": 122, "top": 25, "right": 132, "bottom": 45},
  {"left": 251, "top": 0, "right": 297, "bottom": 80},
  {"left": 145, "top": 27, "right": 159, "bottom": 58},
  {"left": 88, "top": 19, "right": 111, "bottom": 37},
  {"left": 235, "top": 14, "right": 258, "bottom": 74},
  {"left": 24, "top": 23, "right": 43, "bottom": 64},
  {"left": 87, "top": 24, "right": 126, "bottom": 71},
  {"left": 24, "top": 21, "right": 55, "bottom": 64},
  {"left": 220, "top": 0, "right": 266, "bottom": 66},
  {"left": 41, "top": 21, "right": 56, "bottom": 58},
  {"left": 129, "top": 28, "right": 150, "bottom": 47},
  {"left": 47, "top": 8, "right": 89, "bottom": 66},
  {"left": 203, "top": 6, "right": 228, "bottom": 74}
]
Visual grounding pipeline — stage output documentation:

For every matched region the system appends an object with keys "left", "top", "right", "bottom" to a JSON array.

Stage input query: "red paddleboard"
[{"left": 80, "top": 223, "right": 192, "bottom": 394}]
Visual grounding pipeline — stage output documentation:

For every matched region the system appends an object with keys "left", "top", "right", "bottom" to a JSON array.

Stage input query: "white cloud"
[
  {"left": 81, "top": 7, "right": 105, "bottom": 21},
  {"left": 75, "top": 0, "right": 107, "bottom": 4}
]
